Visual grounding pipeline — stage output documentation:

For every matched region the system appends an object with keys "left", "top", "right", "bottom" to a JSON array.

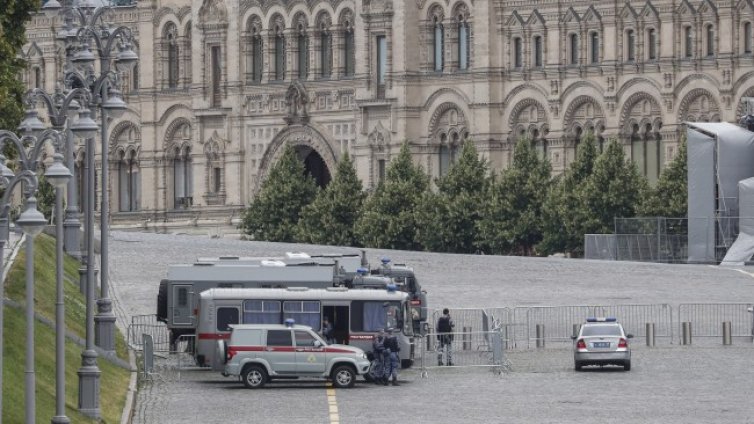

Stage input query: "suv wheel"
[
  {"left": 242, "top": 365, "right": 267, "bottom": 389},
  {"left": 623, "top": 361, "right": 631, "bottom": 371},
  {"left": 574, "top": 362, "right": 583, "bottom": 371},
  {"left": 331, "top": 365, "right": 356, "bottom": 389}
]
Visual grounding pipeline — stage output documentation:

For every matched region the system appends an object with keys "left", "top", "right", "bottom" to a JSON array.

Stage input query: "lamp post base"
[
  {"left": 77, "top": 349, "right": 101, "bottom": 419},
  {"left": 63, "top": 215, "right": 81, "bottom": 259},
  {"left": 51, "top": 415, "right": 72, "bottom": 424},
  {"left": 95, "top": 298, "right": 116, "bottom": 353}
]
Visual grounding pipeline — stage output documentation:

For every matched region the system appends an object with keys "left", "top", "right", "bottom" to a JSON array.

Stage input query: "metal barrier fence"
[
  {"left": 678, "top": 303, "right": 754, "bottom": 342},
  {"left": 514, "top": 306, "right": 592, "bottom": 348},
  {"left": 128, "top": 314, "right": 171, "bottom": 352},
  {"left": 591, "top": 304, "right": 673, "bottom": 344},
  {"left": 136, "top": 334, "right": 199, "bottom": 383},
  {"left": 418, "top": 330, "right": 507, "bottom": 377}
]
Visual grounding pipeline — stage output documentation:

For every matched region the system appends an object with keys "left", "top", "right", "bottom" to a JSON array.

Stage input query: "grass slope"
[{"left": 3, "top": 234, "right": 131, "bottom": 423}]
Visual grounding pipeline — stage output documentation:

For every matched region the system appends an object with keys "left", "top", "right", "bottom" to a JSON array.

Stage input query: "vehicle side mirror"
[
  {"left": 626, "top": 334, "right": 634, "bottom": 339},
  {"left": 314, "top": 340, "right": 322, "bottom": 347},
  {"left": 570, "top": 335, "right": 577, "bottom": 340}
]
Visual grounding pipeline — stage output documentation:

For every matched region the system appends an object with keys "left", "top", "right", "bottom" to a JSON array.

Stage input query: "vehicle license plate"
[{"left": 592, "top": 342, "right": 610, "bottom": 348}]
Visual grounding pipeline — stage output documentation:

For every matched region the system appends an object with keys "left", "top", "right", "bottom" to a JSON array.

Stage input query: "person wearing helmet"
[
  {"left": 371, "top": 328, "right": 387, "bottom": 385},
  {"left": 436, "top": 308, "right": 454, "bottom": 366},
  {"left": 383, "top": 328, "right": 401, "bottom": 386}
]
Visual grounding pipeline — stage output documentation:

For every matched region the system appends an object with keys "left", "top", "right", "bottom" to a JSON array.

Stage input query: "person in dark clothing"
[
  {"left": 383, "top": 328, "right": 401, "bottom": 385},
  {"left": 322, "top": 317, "right": 335, "bottom": 344},
  {"left": 436, "top": 308, "right": 454, "bottom": 366},
  {"left": 371, "top": 329, "right": 387, "bottom": 384}
]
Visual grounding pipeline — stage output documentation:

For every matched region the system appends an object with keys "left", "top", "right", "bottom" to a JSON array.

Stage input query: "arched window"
[
  {"left": 320, "top": 25, "right": 332, "bottom": 78},
  {"left": 533, "top": 35, "right": 543, "bottom": 67},
  {"left": 173, "top": 147, "right": 193, "bottom": 209},
  {"left": 297, "top": 25, "right": 309, "bottom": 80},
  {"left": 590, "top": 32, "right": 599, "bottom": 64},
  {"left": 439, "top": 133, "right": 450, "bottom": 176},
  {"left": 252, "top": 34, "right": 263, "bottom": 82},
  {"left": 343, "top": 23, "right": 355, "bottom": 76},
  {"left": 745, "top": 22, "right": 752, "bottom": 54},
  {"left": 685, "top": 26, "right": 693, "bottom": 58},
  {"left": 167, "top": 26, "right": 179, "bottom": 88},
  {"left": 626, "top": 29, "right": 635, "bottom": 62},
  {"left": 648, "top": 28, "right": 657, "bottom": 60},
  {"left": 569, "top": 33, "right": 578, "bottom": 65},
  {"left": 433, "top": 17, "right": 444, "bottom": 71},
  {"left": 458, "top": 17, "right": 469, "bottom": 70},
  {"left": 275, "top": 25, "right": 285, "bottom": 80},
  {"left": 706, "top": 24, "right": 715, "bottom": 57},
  {"left": 118, "top": 151, "right": 140, "bottom": 212},
  {"left": 513, "top": 37, "right": 523, "bottom": 68}
]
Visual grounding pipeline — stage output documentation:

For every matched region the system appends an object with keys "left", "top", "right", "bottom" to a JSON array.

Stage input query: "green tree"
[
  {"left": 356, "top": 142, "right": 429, "bottom": 250},
  {"left": 580, "top": 139, "right": 648, "bottom": 238},
  {"left": 240, "top": 145, "right": 318, "bottom": 242},
  {"left": 36, "top": 174, "right": 55, "bottom": 222},
  {"left": 639, "top": 138, "right": 687, "bottom": 217},
  {"left": 415, "top": 139, "right": 490, "bottom": 253},
  {"left": 477, "top": 138, "right": 551, "bottom": 255},
  {"left": 296, "top": 154, "right": 365, "bottom": 246},
  {"left": 538, "top": 134, "right": 598, "bottom": 255},
  {"left": 0, "top": 0, "right": 38, "bottom": 131}
]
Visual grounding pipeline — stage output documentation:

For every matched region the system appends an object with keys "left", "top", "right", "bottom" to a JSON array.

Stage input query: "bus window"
[
  {"left": 216, "top": 307, "right": 239, "bottom": 331},
  {"left": 283, "top": 301, "right": 321, "bottom": 328},
  {"left": 243, "top": 300, "right": 281, "bottom": 324},
  {"left": 352, "top": 301, "right": 400, "bottom": 332}
]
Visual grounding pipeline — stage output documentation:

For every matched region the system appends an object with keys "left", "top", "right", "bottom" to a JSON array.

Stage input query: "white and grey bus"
[
  {"left": 156, "top": 253, "right": 428, "bottom": 349},
  {"left": 195, "top": 286, "right": 415, "bottom": 371}
]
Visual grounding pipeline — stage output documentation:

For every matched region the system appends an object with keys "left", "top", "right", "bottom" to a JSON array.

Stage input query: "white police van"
[{"left": 219, "top": 320, "right": 371, "bottom": 388}]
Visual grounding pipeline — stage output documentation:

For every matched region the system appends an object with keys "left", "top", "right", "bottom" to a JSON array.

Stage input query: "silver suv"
[
  {"left": 572, "top": 317, "right": 633, "bottom": 371},
  {"left": 219, "top": 323, "right": 371, "bottom": 388}
]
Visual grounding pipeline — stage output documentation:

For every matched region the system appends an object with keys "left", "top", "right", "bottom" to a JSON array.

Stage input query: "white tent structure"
[{"left": 686, "top": 122, "right": 754, "bottom": 263}]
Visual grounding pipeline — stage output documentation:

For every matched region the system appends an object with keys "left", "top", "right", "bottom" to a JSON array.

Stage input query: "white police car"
[
  {"left": 219, "top": 319, "right": 371, "bottom": 389},
  {"left": 572, "top": 317, "right": 633, "bottom": 371}
]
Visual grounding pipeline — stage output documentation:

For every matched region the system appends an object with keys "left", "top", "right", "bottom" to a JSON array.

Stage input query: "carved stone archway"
[{"left": 256, "top": 124, "right": 338, "bottom": 193}]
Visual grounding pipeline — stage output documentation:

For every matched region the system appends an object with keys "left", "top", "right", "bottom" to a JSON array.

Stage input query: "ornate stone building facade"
[{"left": 21, "top": 0, "right": 754, "bottom": 228}]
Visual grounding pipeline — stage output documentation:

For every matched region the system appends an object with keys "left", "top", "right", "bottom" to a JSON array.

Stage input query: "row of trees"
[{"left": 240, "top": 135, "right": 687, "bottom": 256}]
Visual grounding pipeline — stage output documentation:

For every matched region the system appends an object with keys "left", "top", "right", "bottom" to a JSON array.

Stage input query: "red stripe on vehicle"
[
  {"left": 325, "top": 348, "right": 356, "bottom": 353},
  {"left": 197, "top": 333, "right": 230, "bottom": 340}
]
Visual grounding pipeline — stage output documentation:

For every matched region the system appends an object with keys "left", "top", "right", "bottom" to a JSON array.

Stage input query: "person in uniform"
[
  {"left": 383, "top": 328, "right": 401, "bottom": 386},
  {"left": 371, "top": 328, "right": 386, "bottom": 384},
  {"left": 322, "top": 317, "right": 335, "bottom": 344},
  {"left": 436, "top": 308, "right": 455, "bottom": 366}
]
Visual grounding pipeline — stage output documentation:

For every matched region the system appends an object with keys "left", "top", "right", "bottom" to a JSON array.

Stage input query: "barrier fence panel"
[
  {"left": 129, "top": 314, "right": 171, "bottom": 352},
  {"left": 591, "top": 304, "right": 673, "bottom": 344},
  {"left": 678, "top": 303, "right": 754, "bottom": 343},
  {"left": 427, "top": 308, "right": 488, "bottom": 351},
  {"left": 521, "top": 306, "right": 593, "bottom": 349},
  {"left": 419, "top": 330, "right": 506, "bottom": 376},
  {"left": 484, "top": 307, "right": 514, "bottom": 349}
]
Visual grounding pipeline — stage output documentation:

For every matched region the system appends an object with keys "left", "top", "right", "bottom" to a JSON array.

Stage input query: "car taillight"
[
  {"left": 576, "top": 339, "right": 586, "bottom": 349},
  {"left": 227, "top": 347, "right": 237, "bottom": 361},
  {"left": 618, "top": 338, "right": 628, "bottom": 348}
]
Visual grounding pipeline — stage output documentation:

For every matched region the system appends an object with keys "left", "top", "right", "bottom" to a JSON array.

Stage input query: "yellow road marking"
[{"left": 326, "top": 383, "right": 339, "bottom": 423}]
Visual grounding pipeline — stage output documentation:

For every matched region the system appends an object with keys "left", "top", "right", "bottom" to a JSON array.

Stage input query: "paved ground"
[{"left": 109, "top": 231, "right": 754, "bottom": 424}]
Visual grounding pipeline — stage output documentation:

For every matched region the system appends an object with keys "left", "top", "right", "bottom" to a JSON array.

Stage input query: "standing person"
[
  {"left": 371, "top": 329, "right": 386, "bottom": 384},
  {"left": 383, "top": 328, "right": 401, "bottom": 386},
  {"left": 322, "top": 317, "right": 335, "bottom": 344},
  {"left": 436, "top": 308, "right": 454, "bottom": 366}
]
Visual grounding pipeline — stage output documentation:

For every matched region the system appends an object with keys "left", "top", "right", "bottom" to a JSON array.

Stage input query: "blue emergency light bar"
[
  {"left": 586, "top": 317, "right": 617, "bottom": 322},
  {"left": 386, "top": 283, "right": 397, "bottom": 293},
  {"left": 381, "top": 257, "right": 391, "bottom": 265},
  {"left": 284, "top": 318, "right": 295, "bottom": 327}
]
